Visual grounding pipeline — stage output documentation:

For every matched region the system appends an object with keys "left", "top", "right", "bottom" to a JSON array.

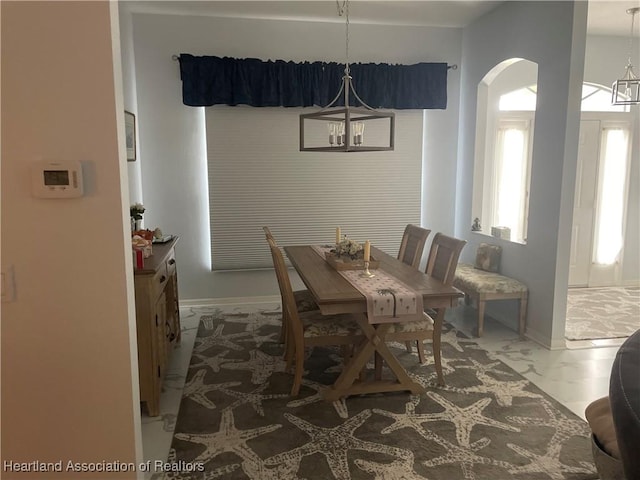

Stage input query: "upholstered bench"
[{"left": 453, "top": 262, "right": 528, "bottom": 337}]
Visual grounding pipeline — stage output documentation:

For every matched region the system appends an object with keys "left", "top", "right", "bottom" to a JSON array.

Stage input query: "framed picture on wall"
[{"left": 125, "top": 110, "right": 136, "bottom": 162}]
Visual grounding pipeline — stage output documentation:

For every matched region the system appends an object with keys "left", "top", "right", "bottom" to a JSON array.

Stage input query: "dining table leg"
[
  {"left": 324, "top": 318, "right": 425, "bottom": 401},
  {"left": 433, "top": 308, "right": 445, "bottom": 386}
]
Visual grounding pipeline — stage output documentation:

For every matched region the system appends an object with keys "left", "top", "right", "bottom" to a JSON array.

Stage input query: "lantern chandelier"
[
  {"left": 299, "top": 0, "right": 395, "bottom": 152},
  {"left": 612, "top": 7, "right": 640, "bottom": 106}
]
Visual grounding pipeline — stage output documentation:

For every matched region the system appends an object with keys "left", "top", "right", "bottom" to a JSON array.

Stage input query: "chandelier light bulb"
[{"left": 328, "top": 122, "right": 337, "bottom": 146}]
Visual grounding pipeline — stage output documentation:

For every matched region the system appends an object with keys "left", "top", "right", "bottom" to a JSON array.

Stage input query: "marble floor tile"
[
  {"left": 445, "top": 305, "right": 618, "bottom": 419},
  {"left": 140, "top": 309, "right": 200, "bottom": 478},
  {"left": 139, "top": 301, "right": 623, "bottom": 471}
]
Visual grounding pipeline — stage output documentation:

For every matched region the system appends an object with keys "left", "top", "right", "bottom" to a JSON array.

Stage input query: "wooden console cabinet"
[{"left": 133, "top": 237, "right": 180, "bottom": 416}]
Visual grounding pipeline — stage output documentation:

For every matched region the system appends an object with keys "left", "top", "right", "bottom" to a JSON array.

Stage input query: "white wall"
[
  {"left": 120, "top": 5, "right": 144, "bottom": 205},
  {"left": 455, "top": 1, "right": 588, "bottom": 348},
  {"left": 128, "top": 11, "right": 462, "bottom": 300},
  {"left": 1, "top": 1, "right": 141, "bottom": 475}
]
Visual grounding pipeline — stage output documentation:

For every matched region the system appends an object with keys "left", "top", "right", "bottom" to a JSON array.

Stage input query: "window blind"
[{"left": 206, "top": 106, "right": 423, "bottom": 270}]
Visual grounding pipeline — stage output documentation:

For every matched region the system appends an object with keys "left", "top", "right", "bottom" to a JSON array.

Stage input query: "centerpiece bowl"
[{"left": 325, "top": 238, "right": 379, "bottom": 271}]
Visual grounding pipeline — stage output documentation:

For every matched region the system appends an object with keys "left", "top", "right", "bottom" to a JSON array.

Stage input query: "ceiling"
[{"left": 125, "top": 1, "right": 640, "bottom": 37}]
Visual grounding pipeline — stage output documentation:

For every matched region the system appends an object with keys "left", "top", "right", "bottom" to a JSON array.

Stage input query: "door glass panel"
[
  {"left": 495, "top": 125, "right": 528, "bottom": 243},
  {"left": 594, "top": 128, "right": 629, "bottom": 264}
]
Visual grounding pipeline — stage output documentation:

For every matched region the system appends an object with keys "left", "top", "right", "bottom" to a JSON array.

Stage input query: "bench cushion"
[{"left": 454, "top": 263, "right": 527, "bottom": 294}]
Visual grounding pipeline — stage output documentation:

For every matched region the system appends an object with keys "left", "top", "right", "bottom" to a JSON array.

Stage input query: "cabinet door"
[
  {"left": 165, "top": 272, "right": 181, "bottom": 344},
  {"left": 154, "top": 292, "right": 168, "bottom": 381}
]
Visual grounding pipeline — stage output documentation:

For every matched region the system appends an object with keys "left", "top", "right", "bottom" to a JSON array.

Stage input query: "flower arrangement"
[
  {"left": 130, "top": 203, "right": 145, "bottom": 220},
  {"left": 331, "top": 238, "right": 363, "bottom": 260}
]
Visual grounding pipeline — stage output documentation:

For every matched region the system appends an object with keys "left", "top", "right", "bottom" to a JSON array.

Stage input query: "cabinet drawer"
[
  {"left": 166, "top": 248, "right": 177, "bottom": 276},
  {"left": 152, "top": 262, "right": 169, "bottom": 301}
]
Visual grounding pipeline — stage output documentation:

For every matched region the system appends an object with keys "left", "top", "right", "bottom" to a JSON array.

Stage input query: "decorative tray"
[{"left": 325, "top": 252, "right": 379, "bottom": 271}]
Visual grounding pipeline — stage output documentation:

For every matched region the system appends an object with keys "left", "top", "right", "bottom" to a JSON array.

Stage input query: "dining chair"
[
  {"left": 424, "top": 232, "right": 468, "bottom": 286},
  {"left": 268, "top": 242, "right": 365, "bottom": 395},
  {"left": 379, "top": 232, "right": 467, "bottom": 384},
  {"left": 262, "top": 226, "right": 275, "bottom": 243},
  {"left": 397, "top": 224, "right": 431, "bottom": 269},
  {"left": 398, "top": 224, "right": 431, "bottom": 352},
  {"left": 262, "top": 227, "right": 318, "bottom": 311},
  {"left": 262, "top": 227, "right": 318, "bottom": 349}
]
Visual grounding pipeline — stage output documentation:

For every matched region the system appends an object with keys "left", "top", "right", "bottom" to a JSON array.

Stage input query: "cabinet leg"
[{"left": 145, "top": 399, "right": 160, "bottom": 417}]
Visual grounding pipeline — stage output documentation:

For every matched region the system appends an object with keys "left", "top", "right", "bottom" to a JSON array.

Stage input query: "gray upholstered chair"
[
  {"left": 610, "top": 329, "right": 640, "bottom": 479},
  {"left": 585, "top": 329, "right": 640, "bottom": 480},
  {"left": 585, "top": 397, "right": 624, "bottom": 480}
]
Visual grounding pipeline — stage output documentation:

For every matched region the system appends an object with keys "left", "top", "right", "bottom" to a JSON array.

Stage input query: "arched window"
[
  {"left": 499, "top": 86, "right": 537, "bottom": 111},
  {"left": 474, "top": 72, "right": 631, "bottom": 247},
  {"left": 498, "top": 83, "right": 629, "bottom": 113},
  {"left": 472, "top": 58, "right": 538, "bottom": 244}
]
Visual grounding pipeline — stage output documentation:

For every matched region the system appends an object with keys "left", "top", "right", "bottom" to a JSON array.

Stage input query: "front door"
[
  {"left": 569, "top": 120, "right": 600, "bottom": 286},
  {"left": 569, "top": 119, "right": 632, "bottom": 287}
]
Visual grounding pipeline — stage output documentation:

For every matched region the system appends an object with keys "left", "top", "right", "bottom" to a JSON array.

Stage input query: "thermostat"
[{"left": 31, "top": 160, "right": 84, "bottom": 198}]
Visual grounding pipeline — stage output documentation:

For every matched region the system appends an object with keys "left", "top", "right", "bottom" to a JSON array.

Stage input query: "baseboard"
[
  {"left": 524, "top": 327, "right": 566, "bottom": 350},
  {"left": 180, "top": 295, "right": 281, "bottom": 307},
  {"left": 570, "top": 281, "right": 640, "bottom": 289},
  {"left": 489, "top": 317, "right": 556, "bottom": 349}
]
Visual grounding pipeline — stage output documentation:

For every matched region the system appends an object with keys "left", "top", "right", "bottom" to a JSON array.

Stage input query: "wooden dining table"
[{"left": 284, "top": 245, "right": 463, "bottom": 401}]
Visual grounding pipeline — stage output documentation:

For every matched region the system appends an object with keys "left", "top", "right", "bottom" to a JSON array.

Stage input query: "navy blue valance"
[{"left": 178, "top": 54, "right": 448, "bottom": 110}]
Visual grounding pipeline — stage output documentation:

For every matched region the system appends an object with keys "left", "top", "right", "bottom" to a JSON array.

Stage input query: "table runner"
[{"left": 312, "top": 245, "right": 424, "bottom": 324}]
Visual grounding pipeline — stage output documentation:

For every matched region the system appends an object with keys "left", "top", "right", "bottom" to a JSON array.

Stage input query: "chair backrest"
[
  {"left": 397, "top": 224, "right": 431, "bottom": 269},
  {"left": 267, "top": 243, "right": 304, "bottom": 340},
  {"left": 425, "top": 233, "right": 467, "bottom": 286},
  {"left": 263, "top": 226, "right": 276, "bottom": 243}
]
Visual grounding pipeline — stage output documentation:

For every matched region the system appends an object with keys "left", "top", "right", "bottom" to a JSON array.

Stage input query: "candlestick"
[
  {"left": 363, "top": 240, "right": 370, "bottom": 262},
  {"left": 360, "top": 261, "right": 375, "bottom": 278},
  {"left": 336, "top": 227, "right": 341, "bottom": 245}
]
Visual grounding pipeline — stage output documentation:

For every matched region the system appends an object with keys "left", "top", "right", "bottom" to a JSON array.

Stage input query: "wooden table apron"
[{"left": 284, "top": 245, "right": 463, "bottom": 400}]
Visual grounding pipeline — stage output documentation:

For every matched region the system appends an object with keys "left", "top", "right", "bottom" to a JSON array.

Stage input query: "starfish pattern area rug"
[
  {"left": 565, "top": 286, "right": 640, "bottom": 341},
  {"left": 162, "top": 305, "right": 598, "bottom": 480}
]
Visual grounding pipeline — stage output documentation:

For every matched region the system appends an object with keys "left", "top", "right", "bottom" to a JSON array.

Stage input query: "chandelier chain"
[
  {"left": 627, "top": 8, "right": 637, "bottom": 67},
  {"left": 340, "top": 0, "right": 350, "bottom": 76},
  {"left": 300, "top": 0, "right": 395, "bottom": 151}
]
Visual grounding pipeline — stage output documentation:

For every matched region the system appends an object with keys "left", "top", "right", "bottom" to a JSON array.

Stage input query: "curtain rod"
[{"left": 171, "top": 54, "right": 457, "bottom": 70}]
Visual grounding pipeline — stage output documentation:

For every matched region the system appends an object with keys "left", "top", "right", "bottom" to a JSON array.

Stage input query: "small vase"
[{"left": 134, "top": 219, "right": 142, "bottom": 231}]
